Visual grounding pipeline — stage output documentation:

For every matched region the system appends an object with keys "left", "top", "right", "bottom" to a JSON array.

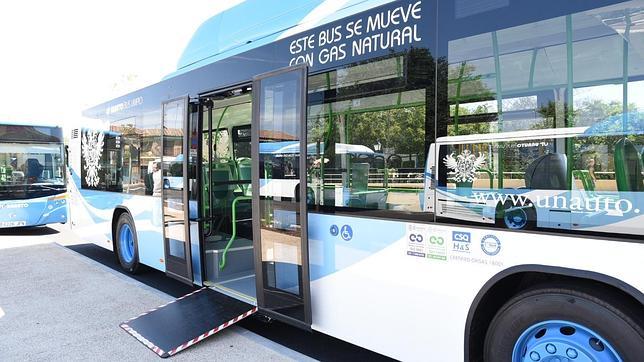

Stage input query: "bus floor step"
[{"left": 120, "top": 287, "right": 257, "bottom": 358}]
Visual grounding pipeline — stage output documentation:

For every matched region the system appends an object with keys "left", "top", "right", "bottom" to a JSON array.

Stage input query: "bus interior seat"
[
  {"left": 387, "top": 154, "right": 402, "bottom": 168},
  {"left": 205, "top": 168, "right": 234, "bottom": 238},
  {"left": 402, "top": 160, "right": 415, "bottom": 168},
  {"left": 26, "top": 158, "right": 43, "bottom": 180},
  {"left": 216, "top": 158, "right": 238, "bottom": 182},
  {"left": 356, "top": 154, "right": 370, "bottom": 166},
  {"left": 614, "top": 138, "right": 643, "bottom": 192},
  {"left": 211, "top": 167, "right": 234, "bottom": 206},
  {"left": 236, "top": 157, "right": 252, "bottom": 196},
  {"left": 373, "top": 155, "right": 385, "bottom": 169},
  {"left": 525, "top": 153, "right": 567, "bottom": 190}
]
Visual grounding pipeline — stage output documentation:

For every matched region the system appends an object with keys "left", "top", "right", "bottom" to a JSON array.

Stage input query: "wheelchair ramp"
[{"left": 120, "top": 287, "right": 257, "bottom": 358}]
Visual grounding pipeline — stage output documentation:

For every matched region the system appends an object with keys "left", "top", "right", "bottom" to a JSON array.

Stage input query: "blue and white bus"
[
  {"left": 70, "top": 0, "right": 644, "bottom": 360},
  {"left": 0, "top": 123, "right": 67, "bottom": 228}
]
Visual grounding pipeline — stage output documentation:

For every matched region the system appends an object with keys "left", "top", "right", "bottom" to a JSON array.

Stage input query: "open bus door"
[
  {"left": 251, "top": 64, "right": 312, "bottom": 329},
  {"left": 161, "top": 97, "right": 194, "bottom": 284},
  {"left": 119, "top": 68, "right": 312, "bottom": 357},
  {"left": 119, "top": 98, "right": 259, "bottom": 358}
]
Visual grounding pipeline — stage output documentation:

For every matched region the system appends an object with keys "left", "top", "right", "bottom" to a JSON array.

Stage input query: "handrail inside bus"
[
  {"left": 219, "top": 195, "right": 252, "bottom": 270},
  {"left": 479, "top": 168, "right": 494, "bottom": 189}
]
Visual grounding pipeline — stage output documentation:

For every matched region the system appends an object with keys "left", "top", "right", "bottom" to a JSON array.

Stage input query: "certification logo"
[
  {"left": 452, "top": 230, "right": 471, "bottom": 253},
  {"left": 329, "top": 224, "right": 339, "bottom": 236},
  {"left": 480, "top": 234, "right": 501, "bottom": 256},
  {"left": 407, "top": 232, "right": 426, "bottom": 258},
  {"left": 340, "top": 225, "right": 353, "bottom": 241},
  {"left": 427, "top": 234, "right": 447, "bottom": 260},
  {"left": 409, "top": 233, "right": 424, "bottom": 243}
]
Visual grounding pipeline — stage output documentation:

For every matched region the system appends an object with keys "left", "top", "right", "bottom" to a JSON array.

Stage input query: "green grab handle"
[
  {"left": 480, "top": 168, "right": 494, "bottom": 189},
  {"left": 219, "top": 195, "right": 252, "bottom": 270}
]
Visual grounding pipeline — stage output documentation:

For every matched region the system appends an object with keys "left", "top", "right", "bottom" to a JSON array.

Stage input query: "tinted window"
[
  {"left": 434, "top": 0, "right": 644, "bottom": 237},
  {"left": 307, "top": 54, "right": 432, "bottom": 215}
]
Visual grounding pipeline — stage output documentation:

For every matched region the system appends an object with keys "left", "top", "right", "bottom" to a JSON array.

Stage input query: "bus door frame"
[
  {"left": 251, "top": 64, "right": 312, "bottom": 329},
  {"left": 161, "top": 96, "right": 194, "bottom": 285}
]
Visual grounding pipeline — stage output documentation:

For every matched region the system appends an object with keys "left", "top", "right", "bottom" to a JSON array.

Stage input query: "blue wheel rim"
[
  {"left": 504, "top": 208, "right": 528, "bottom": 229},
  {"left": 118, "top": 223, "right": 135, "bottom": 263},
  {"left": 513, "top": 320, "right": 622, "bottom": 362}
]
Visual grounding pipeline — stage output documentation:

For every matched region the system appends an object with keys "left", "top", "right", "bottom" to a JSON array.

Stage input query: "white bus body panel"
[
  {"left": 68, "top": 124, "right": 166, "bottom": 272},
  {"left": 307, "top": 213, "right": 643, "bottom": 361}
]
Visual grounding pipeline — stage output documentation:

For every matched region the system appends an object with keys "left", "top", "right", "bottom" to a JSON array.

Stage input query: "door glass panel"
[
  {"left": 162, "top": 98, "right": 192, "bottom": 282},
  {"left": 254, "top": 68, "right": 310, "bottom": 324}
]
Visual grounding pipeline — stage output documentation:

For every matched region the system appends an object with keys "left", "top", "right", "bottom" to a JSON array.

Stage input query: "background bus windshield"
[{"left": 0, "top": 126, "right": 65, "bottom": 200}]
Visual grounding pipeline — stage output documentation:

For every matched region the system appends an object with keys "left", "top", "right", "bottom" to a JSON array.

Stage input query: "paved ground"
[{"left": 0, "top": 226, "right": 312, "bottom": 361}]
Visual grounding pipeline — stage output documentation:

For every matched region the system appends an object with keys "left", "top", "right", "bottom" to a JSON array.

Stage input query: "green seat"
[
  {"left": 211, "top": 168, "right": 233, "bottom": 203},
  {"left": 236, "top": 157, "right": 252, "bottom": 196},
  {"left": 215, "top": 158, "right": 237, "bottom": 182},
  {"left": 202, "top": 163, "right": 236, "bottom": 220},
  {"left": 205, "top": 167, "right": 235, "bottom": 237},
  {"left": 614, "top": 138, "right": 643, "bottom": 192}
]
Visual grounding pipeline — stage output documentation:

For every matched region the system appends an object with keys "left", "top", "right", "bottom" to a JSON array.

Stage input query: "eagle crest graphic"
[
  {"left": 443, "top": 149, "right": 486, "bottom": 183},
  {"left": 81, "top": 130, "right": 105, "bottom": 187}
]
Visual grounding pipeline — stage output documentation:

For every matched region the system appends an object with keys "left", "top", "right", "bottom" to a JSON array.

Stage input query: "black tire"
[
  {"left": 484, "top": 283, "right": 644, "bottom": 361},
  {"left": 114, "top": 212, "right": 140, "bottom": 273}
]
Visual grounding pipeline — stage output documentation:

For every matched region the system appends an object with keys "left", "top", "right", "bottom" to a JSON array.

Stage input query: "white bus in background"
[{"left": 0, "top": 122, "right": 67, "bottom": 228}]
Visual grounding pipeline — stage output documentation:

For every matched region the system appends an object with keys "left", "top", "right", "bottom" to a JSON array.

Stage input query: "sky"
[
  {"left": 1, "top": 1, "right": 641, "bottom": 131},
  {"left": 0, "top": 1, "right": 242, "bottom": 130}
]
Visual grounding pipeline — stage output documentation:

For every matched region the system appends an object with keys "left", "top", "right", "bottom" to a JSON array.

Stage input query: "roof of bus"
[
  {"left": 84, "top": 0, "right": 419, "bottom": 120},
  {"left": 166, "top": 0, "right": 396, "bottom": 79}
]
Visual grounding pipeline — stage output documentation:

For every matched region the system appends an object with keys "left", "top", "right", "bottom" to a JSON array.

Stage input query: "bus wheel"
[
  {"left": 500, "top": 201, "right": 535, "bottom": 230},
  {"left": 115, "top": 213, "right": 140, "bottom": 273},
  {"left": 483, "top": 284, "right": 644, "bottom": 362}
]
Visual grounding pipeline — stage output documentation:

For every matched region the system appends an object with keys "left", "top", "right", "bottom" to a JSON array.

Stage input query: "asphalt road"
[
  {"left": 0, "top": 227, "right": 311, "bottom": 361},
  {"left": 0, "top": 225, "right": 393, "bottom": 361}
]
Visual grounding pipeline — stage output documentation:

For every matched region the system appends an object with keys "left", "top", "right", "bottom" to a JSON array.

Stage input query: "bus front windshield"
[{"left": 0, "top": 142, "right": 66, "bottom": 200}]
